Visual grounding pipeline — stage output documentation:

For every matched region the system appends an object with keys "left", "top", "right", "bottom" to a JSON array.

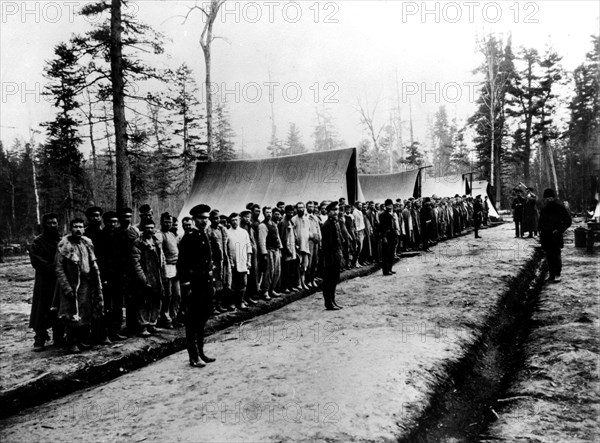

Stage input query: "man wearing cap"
[
  {"left": 321, "top": 201, "right": 343, "bottom": 310},
  {"left": 178, "top": 204, "right": 216, "bottom": 367},
  {"left": 54, "top": 218, "right": 104, "bottom": 353},
  {"left": 157, "top": 212, "right": 181, "bottom": 328},
  {"left": 538, "top": 189, "right": 572, "bottom": 283},
  {"left": 131, "top": 219, "right": 165, "bottom": 337},
  {"left": 227, "top": 212, "right": 252, "bottom": 310},
  {"left": 96, "top": 211, "right": 127, "bottom": 341},
  {"left": 473, "top": 195, "right": 483, "bottom": 239},
  {"left": 378, "top": 199, "right": 397, "bottom": 275},
  {"left": 29, "top": 212, "right": 64, "bottom": 351}
]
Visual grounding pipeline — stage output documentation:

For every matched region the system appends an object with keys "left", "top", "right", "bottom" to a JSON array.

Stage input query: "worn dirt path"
[
  {"left": 0, "top": 224, "right": 534, "bottom": 442},
  {"left": 484, "top": 234, "right": 599, "bottom": 442}
]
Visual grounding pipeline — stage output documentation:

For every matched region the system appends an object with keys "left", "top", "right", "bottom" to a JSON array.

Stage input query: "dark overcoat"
[{"left": 29, "top": 233, "right": 59, "bottom": 330}]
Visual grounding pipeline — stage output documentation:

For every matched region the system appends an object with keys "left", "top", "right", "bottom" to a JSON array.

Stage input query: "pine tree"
[
  {"left": 39, "top": 41, "right": 88, "bottom": 222},
  {"left": 284, "top": 123, "right": 307, "bottom": 156},
  {"left": 213, "top": 101, "right": 236, "bottom": 161},
  {"left": 565, "top": 35, "right": 600, "bottom": 211},
  {"left": 432, "top": 106, "right": 455, "bottom": 176}
]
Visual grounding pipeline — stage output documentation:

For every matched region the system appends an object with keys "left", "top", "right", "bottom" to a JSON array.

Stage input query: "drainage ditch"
[{"left": 399, "top": 248, "right": 547, "bottom": 442}]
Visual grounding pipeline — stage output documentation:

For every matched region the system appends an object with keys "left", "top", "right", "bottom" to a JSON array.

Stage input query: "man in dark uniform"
[
  {"left": 321, "top": 201, "right": 343, "bottom": 310},
  {"left": 511, "top": 189, "right": 525, "bottom": 238},
  {"left": 378, "top": 199, "right": 397, "bottom": 275},
  {"left": 29, "top": 213, "right": 64, "bottom": 351},
  {"left": 538, "top": 188, "right": 572, "bottom": 283},
  {"left": 473, "top": 195, "right": 483, "bottom": 239},
  {"left": 178, "top": 204, "right": 216, "bottom": 367}
]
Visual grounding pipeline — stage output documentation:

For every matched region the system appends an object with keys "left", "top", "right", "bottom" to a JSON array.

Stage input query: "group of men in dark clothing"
[{"left": 29, "top": 205, "right": 181, "bottom": 353}]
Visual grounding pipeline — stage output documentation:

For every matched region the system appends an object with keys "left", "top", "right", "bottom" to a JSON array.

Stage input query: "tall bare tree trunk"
[
  {"left": 110, "top": 0, "right": 132, "bottom": 211},
  {"left": 197, "top": 0, "right": 225, "bottom": 162}
]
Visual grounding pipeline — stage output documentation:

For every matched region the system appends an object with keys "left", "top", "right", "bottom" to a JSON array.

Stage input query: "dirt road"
[{"left": 1, "top": 224, "right": 536, "bottom": 441}]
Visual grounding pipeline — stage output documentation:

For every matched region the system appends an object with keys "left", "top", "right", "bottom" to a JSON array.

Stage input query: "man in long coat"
[
  {"left": 178, "top": 204, "right": 216, "bottom": 367},
  {"left": 538, "top": 188, "right": 572, "bottom": 283},
  {"left": 131, "top": 219, "right": 165, "bottom": 336},
  {"left": 29, "top": 213, "right": 63, "bottom": 351},
  {"left": 321, "top": 201, "right": 343, "bottom": 310},
  {"left": 53, "top": 218, "right": 104, "bottom": 353}
]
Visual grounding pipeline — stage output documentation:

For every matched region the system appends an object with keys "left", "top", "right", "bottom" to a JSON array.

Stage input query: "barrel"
[{"left": 574, "top": 227, "right": 587, "bottom": 248}]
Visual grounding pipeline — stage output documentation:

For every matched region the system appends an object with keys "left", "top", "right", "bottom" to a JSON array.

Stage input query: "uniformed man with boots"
[{"left": 178, "top": 204, "right": 217, "bottom": 368}]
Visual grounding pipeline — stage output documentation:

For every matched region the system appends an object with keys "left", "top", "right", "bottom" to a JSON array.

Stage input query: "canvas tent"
[
  {"left": 420, "top": 174, "right": 468, "bottom": 198},
  {"left": 358, "top": 168, "right": 421, "bottom": 203},
  {"left": 471, "top": 180, "right": 499, "bottom": 219},
  {"left": 178, "top": 148, "right": 360, "bottom": 223}
]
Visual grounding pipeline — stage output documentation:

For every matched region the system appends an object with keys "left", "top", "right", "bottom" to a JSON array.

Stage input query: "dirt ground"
[
  {"left": 0, "top": 223, "right": 541, "bottom": 442},
  {"left": 484, "top": 230, "right": 600, "bottom": 442}
]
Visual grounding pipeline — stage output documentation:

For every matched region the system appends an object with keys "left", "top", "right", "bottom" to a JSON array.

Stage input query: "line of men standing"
[{"left": 28, "top": 194, "right": 483, "bottom": 357}]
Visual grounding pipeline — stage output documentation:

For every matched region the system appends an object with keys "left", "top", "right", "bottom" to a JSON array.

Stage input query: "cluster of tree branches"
[{"left": 1, "top": 0, "right": 236, "bottom": 241}]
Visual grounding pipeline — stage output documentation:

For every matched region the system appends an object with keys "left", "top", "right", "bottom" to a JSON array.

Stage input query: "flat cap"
[
  {"left": 190, "top": 204, "right": 211, "bottom": 218},
  {"left": 326, "top": 201, "right": 338, "bottom": 212},
  {"left": 85, "top": 206, "right": 103, "bottom": 216},
  {"left": 102, "top": 211, "right": 118, "bottom": 221}
]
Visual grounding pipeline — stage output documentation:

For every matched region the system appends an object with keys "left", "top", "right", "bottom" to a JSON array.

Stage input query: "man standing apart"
[
  {"left": 227, "top": 213, "right": 252, "bottom": 310},
  {"left": 29, "top": 213, "right": 63, "bottom": 351},
  {"left": 538, "top": 188, "right": 572, "bottom": 283},
  {"left": 321, "top": 201, "right": 343, "bottom": 310},
  {"left": 131, "top": 219, "right": 165, "bottom": 337},
  {"left": 53, "top": 218, "right": 104, "bottom": 353},
  {"left": 178, "top": 204, "right": 216, "bottom": 367}
]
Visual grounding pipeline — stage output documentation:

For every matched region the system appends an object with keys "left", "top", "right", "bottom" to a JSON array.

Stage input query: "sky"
[{"left": 1, "top": 0, "right": 599, "bottom": 158}]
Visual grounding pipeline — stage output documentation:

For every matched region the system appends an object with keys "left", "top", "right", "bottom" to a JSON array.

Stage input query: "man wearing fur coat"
[{"left": 53, "top": 218, "right": 104, "bottom": 353}]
